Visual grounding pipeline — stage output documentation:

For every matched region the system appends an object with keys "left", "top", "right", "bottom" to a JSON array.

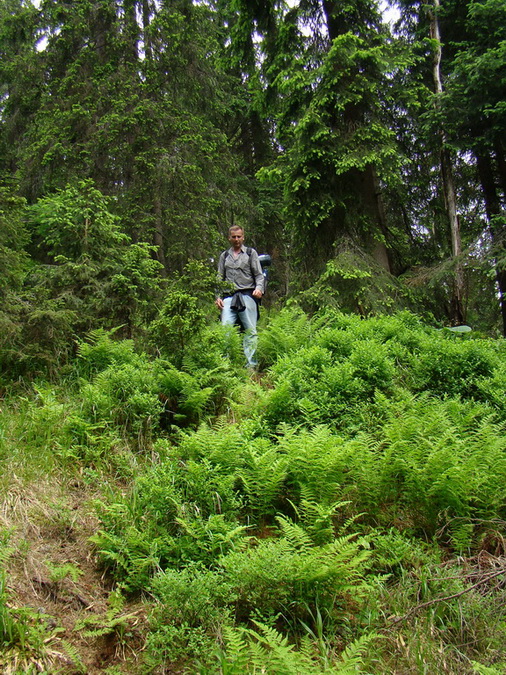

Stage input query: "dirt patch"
[{"left": 1, "top": 476, "right": 149, "bottom": 674}]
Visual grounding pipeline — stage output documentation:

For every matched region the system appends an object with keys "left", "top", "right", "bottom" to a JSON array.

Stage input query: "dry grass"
[{"left": 0, "top": 472, "right": 148, "bottom": 674}]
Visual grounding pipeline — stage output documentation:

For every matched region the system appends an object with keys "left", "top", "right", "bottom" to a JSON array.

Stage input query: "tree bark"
[
  {"left": 475, "top": 151, "right": 506, "bottom": 335},
  {"left": 141, "top": 0, "right": 153, "bottom": 63},
  {"left": 321, "top": 0, "right": 391, "bottom": 272},
  {"left": 494, "top": 139, "right": 506, "bottom": 202},
  {"left": 429, "top": 0, "right": 465, "bottom": 324},
  {"left": 154, "top": 170, "right": 168, "bottom": 276}
]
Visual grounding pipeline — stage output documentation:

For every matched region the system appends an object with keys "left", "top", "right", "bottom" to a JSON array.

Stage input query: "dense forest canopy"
[{"left": 0, "top": 0, "right": 505, "bottom": 369}]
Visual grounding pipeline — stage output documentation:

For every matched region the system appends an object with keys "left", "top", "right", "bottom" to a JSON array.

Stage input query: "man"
[{"left": 215, "top": 226, "right": 264, "bottom": 369}]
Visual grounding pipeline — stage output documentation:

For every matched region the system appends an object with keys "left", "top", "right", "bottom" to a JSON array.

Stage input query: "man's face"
[{"left": 228, "top": 228, "right": 244, "bottom": 250}]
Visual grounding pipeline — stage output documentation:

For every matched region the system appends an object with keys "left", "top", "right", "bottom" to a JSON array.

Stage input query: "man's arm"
[
  {"left": 217, "top": 250, "right": 226, "bottom": 281},
  {"left": 215, "top": 251, "right": 226, "bottom": 308}
]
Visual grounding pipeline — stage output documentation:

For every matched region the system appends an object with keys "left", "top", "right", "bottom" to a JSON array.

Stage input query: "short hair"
[{"left": 228, "top": 225, "right": 244, "bottom": 235}]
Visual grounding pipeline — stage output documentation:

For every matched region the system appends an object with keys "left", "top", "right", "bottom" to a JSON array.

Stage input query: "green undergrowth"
[{"left": 1, "top": 308, "right": 506, "bottom": 673}]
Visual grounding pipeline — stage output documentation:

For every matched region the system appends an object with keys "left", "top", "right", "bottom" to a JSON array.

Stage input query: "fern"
[
  {"left": 335, "top": 632, "right": 379, "bottom": 674},
  {"left": 219, "top": 621, "right": 377, "bottom": 674},
  {"left": 258, "top": 306, "right": 314, "bottom": 368},
  {"left": 471, "top": 662, "right": 506, "bottom": 675},
  {"left": 275, "top": 515, "right": 314, "bottom": 551},
  {"left": 74, "top": 590, "right": 138, "bottom": 646},
  {"left": 58, "top": 640, "right": 87, "bottom": 673},
  {"left": 219, "top": 521, "right": 372, "bottom": 625},
  {"left": 216, "top": 625, "right": 251, "bottom": 673},
  {"left": 292, "top": 499, "right": 355, "bottom": 545},
  {"left": 237, "top": 444, "right": 290, "bottom": 518},
  {"left": 220, "top": 622, "right": 317, "bottom": 674},
  {"left": 76, "top": 327, "right": 137, "bottom": 378}
]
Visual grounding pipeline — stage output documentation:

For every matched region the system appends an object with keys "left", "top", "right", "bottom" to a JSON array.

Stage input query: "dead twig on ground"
[{"left": 383, "top": 567, "right": 506, "bottom": 629}]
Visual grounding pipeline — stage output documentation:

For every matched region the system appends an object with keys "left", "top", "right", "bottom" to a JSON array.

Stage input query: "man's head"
[{"left": 228, "top": 226, "right": 244, "bottom": 251}]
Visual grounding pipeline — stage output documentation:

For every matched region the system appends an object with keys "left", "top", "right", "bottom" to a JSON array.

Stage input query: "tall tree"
[
  {"left": 1, "top": 0, "right": 256, "bottom": 273},
  {"left": 392, "top": 0, "right": 503, "bottom": 328},
  {"left": 428, "top": 0, "right": 464, "bottom": 324},
  {"left": 246, "top": 0, "right": 405, "bottom": 289},
  {"left": 437, "top": 0, "right": 506, "bottom": 332},
  {"left": 0, "top": 0, "right": 42, "bottom": 178}
]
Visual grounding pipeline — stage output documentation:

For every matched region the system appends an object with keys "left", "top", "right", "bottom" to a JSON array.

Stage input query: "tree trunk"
[
  {"left": 141, "top": 0, "right": 153, "bottom": 63},
  {"left": 368, "top": 164, "right": 392, "bottom": 271},
  {"left": 154, "top": 170, "right": 168, "bottom": 276},
  {"left": 321, "top": 0, "right": 391, "bottom": 272},
  {"left": 475, "top": 151, "right": 506, "bottom": 335},
  {"left": 123, "top": 0, "right": 139, "bottom": 64},
  {"left": 429, "top": 0, "right": 465, "bottom": 324},
  {"left": 494, "top": 139, "right": 506, "bottom": 202}
]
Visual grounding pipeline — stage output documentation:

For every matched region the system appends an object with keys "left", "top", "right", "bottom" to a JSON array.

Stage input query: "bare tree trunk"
[
  {"left": 494, "top": 139, "right": 506, "bottom": 201},
  {"left": 475, "top": 151, "right": 506, "bottom": 335},
  {"left": 154, "top": 171, "right": 167, "bottom": 276},
  {"left": 429, "top": 0, "right": 465, "bottom": 325}
]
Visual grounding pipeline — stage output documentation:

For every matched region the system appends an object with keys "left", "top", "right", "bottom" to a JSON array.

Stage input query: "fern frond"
[
  {"left": 334, "top": 632, "right": 379, "bottom": 675},
  {"left": 275, "top": 515, "right": 313, "bottom": 551}
]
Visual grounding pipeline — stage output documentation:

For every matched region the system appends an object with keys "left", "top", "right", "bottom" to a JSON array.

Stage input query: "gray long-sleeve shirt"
[{"left": 217, "top": 245, "right": 264, "bottom": 294}]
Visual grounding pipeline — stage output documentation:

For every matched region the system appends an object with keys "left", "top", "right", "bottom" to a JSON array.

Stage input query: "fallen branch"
[{"left": 384, "top": 567, "right": 506, "bottom": 629}]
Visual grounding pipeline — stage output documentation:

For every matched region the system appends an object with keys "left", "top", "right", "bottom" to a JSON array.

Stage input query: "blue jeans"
[{"left": 221, "top": 294, "right": 258, "bottom": 367}]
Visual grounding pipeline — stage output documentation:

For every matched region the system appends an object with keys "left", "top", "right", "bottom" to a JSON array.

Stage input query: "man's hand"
[
  {"left": 215, "top": 297, "right": 224, "bottom": 309},
  {"left": 252, "top": 289, "right": 263, "bottom": 299}
]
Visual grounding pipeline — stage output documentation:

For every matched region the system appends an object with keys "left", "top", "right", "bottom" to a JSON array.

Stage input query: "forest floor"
[
  {"left": 3, "top": 311, "right": 506, "bottom": 673},
  {"left": 1, "top": 474, "right": 149, "bottom": 674}
]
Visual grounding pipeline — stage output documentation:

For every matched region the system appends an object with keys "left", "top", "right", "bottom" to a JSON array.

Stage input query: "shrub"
[
  {"left": 134, "top": 456, "right": 242, "bottom": 526},
  {"left": 91, "top": 447, "right": 247, "bottom": 588},
  {"left": 412, "top": 336, "right": 497, "bottom": 398},
  {"left": 181, "top": 323, "right": 244, "bottom": 372},
  {"left": 75, "top": 328, "right": 141, "bottom": 379},
  {"left": 156, "top": 363, "right": 214, "bottom": 427},
  {"left": 261, "top": 341, "right": 394, "bottom": 428},
  {"left": 145, "top": 521, "right": 373, "bottom": 672},
  {"left": 75, "top": 349, "right": 241, "bottom": 445},
  {"left": 150, "top": 565, "right": 235, "bottom": 630},
  {"left": 315, "top": 327, "right": 355, "bottom": 359},
  {"left": 257, "top": 306, "right": 314, "bottom": 368},
  {"left": 147, "top": 565, "right": 235, "bottom": 669},
  {"left": 219, "top": 518, "right": 372, "bottom": 625},
  {"left": 349, "top": 341, "right": 395, "bottom": 393},
  {"left": 148, "top": 291, "right": 208, "bottom": 365},
  {"left": 476, "top": 362, "right": 506, "bottom": 419},
  {"left": 80, "top": 362, "right": 161, "bottom": 441},
  {"left": 26, "top": 180, "right": 162, "bottom": 342}
]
